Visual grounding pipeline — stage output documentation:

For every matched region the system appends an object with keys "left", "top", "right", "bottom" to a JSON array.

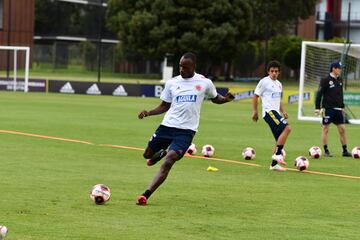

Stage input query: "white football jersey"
[
  {"left": 160, "top": 73, "right": 218, "bottom": 131},
  {"left": 254, "top": 76, "right": 282, "bottom": 117}
]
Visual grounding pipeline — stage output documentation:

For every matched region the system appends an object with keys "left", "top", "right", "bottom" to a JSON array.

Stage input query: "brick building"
[{"left": 0, "top": 0, "right": 35, "bottom": 69}]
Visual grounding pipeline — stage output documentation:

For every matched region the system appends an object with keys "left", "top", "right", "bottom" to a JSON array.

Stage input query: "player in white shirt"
[
  {"left": 252, "top": 60, "right": 291, "bottom": 172},
  {"left": 136, "top": 52, "right": 234, "bottom": 205}
]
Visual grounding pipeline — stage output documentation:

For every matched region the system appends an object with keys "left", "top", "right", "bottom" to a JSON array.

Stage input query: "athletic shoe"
[
  {"left": 147, "top": 149, "right": 167, "bottom": 166},
  {"left": 137, "top": 195, "right": 147, "bottom": 205},
  {"left": 324, "top": 151, "right": 333, "bottom": 157},
  {"left": 269, "top": 164, "right": 286, "bottom": 172},
  {"left": 271, "top": 154, "right": 287, "bottom": 165},
  {"left": 342, "top": 151, "right": 352, "bottom": 157}
]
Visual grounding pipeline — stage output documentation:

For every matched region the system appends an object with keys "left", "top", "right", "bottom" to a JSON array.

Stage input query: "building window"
[{"left": 0, "top": 0, "right": 3, "bottom": 30}]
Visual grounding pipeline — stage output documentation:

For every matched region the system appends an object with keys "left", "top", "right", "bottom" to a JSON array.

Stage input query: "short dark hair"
[
  {"left": 182, "top": 52, "right": 197, "bottom": 64},
  {"left": 267, "top": 60, "right": 281, "bottom": 72}
]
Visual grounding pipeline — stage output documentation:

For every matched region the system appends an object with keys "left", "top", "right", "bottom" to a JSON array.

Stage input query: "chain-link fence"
[
  {"left": 33, "top": 41, "right": 115, "bottom": 71},
  {"left": 33, "top": 41, "right": 162, "bottom": 77}
]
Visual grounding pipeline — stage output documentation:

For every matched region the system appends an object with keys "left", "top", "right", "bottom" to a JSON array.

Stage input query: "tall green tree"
[
  {"left": 106, "top": 0, "right": 253, "bottom": 77},
  {"left": 268, "top": 35, "right": 302, "bottom": 79}
]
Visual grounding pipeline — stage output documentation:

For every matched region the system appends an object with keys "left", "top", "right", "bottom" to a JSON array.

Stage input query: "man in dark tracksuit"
[{"left": 315, "top": 60, "right": 351, "bottom": 157}]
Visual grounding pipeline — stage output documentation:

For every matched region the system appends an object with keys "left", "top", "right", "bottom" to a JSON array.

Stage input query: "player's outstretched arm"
[
  {"left": 211, "top": 92, "right": 235, "bottom": 104},
  {"left": 138, "top": 101, "right": 171, "bottom": 119}
]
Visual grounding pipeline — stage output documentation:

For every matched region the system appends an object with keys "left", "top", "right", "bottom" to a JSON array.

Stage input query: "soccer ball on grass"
[
  {"left": 351, "top": 147, "right": 360, "bottom": 158},
  {"left": 294, "top": 156, "right": 309, "bottom": 171},
  {"left": 0, "top": 225, "right": 7, "bottom": 240},
  {"left": 90, "top": 184, "right": 111, "bottom": 205},
  {"left": 242, "top": 147, "right": 256, "bottom": 160},
  {"left": 309, "top": 146, "right": 322, "bottom": 159},
  {"left": 202, "top": 145, "right": 215, "bottom": 157}
]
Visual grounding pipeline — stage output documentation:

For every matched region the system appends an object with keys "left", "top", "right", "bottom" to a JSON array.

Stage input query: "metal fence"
[
  {"left": 33, "top": 41, "right": 162, "bottom": 76},
  {"left": 33, "top": 42, "right": 115, "bottom": 72}
]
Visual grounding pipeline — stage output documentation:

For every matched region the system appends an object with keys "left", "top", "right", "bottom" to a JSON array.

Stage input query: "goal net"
[
  {"left": 298, "top": 41, "right": 360, "bottom": 124},
  {"left": 0, "top": 46, "right": 30, "bottom": 92}
]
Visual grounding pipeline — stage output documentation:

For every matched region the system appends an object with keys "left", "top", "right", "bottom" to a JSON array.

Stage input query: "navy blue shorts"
[
  {"left": 322, "top": 108, "right": 345, "bottom": 125},
  {"left": 147, "top": 125, "right": 195, "bottom": 159},
  {"left": 263, "top": 110, "right": 288, "bottom": 140}
]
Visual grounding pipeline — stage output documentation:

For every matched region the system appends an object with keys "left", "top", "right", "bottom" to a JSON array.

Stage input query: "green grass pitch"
[{"left": 0, "top": 91, "right": 359, "bottom": 239}]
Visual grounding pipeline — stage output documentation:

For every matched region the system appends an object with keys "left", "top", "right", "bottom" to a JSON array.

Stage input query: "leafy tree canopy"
[{"left": 106, "top": 0, "right": 253, "bottom": 63}]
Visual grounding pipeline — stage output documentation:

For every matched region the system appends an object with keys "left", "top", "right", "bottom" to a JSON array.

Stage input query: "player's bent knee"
[
  {"left": 164, "top": 152, "right": 179, "bottom": 163},
  {"left": 285, "top": 125, "right": 291, "bottom": 133},
  {"left": 168, "top": 152, "right": 180, "bottom": 162},
  {"left": 161, "top": 158, "right": 176, "bottom": 172},
  {"left": 338, "top": 127, "right": 345, "bottom": 135}
]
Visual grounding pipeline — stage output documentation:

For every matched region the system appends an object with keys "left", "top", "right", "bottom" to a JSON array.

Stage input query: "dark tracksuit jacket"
[{"left": 315, "top": 74, "right": 345, "bottom": 110}]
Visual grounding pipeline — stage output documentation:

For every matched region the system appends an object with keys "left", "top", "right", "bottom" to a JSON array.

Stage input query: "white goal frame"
[
  {"left": 0, "top": 46, "right": 30, "bottom": 92},
  {"left": 298, "top": 41, "right": 360, "bottom": 124}
]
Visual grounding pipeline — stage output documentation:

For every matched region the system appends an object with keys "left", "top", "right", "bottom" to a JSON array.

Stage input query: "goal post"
[
  {"left": 0, "top": 46, "right": 30, "bottom": 92},
  {"left": 298, "top": 41, "right": 360, "bottom": 124}
]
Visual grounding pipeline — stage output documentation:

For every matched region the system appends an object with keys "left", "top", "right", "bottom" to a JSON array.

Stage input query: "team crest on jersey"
[
  {"left": 329, "top": 80, "right": 335, "bottom": 88},
  {"left": 176, "top": 95, "right": 197, "bottom": 103},
  {"left": 195, "top": 85, "right": 202, "bottom": 91}
]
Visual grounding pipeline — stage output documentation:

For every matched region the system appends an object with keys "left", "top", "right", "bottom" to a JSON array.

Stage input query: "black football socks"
[
  {"left": 275, "top": 145, "right": 284, "bottom": 155},
  {"left": 342, "top": 145, "right": 348, "bottom": 153},
  {"left": 324, "top": 145, "right": 329, "bottom": 154},
  {"left": 142, "top": 189, "right": 152, "bottom": 199}
]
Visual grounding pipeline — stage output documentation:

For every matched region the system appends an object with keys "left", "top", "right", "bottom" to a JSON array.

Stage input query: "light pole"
[
  {"left": 6, "top": 0, "right": 12, "bottom": 81},
  {"left": 97, "top": 0, "right": 104, "bottom": 83}
]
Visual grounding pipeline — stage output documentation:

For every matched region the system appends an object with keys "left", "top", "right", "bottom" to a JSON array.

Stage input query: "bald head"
[{"left": 179, "top": 52, "right": 196, "bottom": 79}]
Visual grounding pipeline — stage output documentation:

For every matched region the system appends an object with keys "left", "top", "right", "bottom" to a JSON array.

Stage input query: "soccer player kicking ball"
[
  {"left": 252, "top": 60, "right": 291, "bottom": 172},
  {"left": 137, "top": 52, "right": 234, "bottom": 205}
]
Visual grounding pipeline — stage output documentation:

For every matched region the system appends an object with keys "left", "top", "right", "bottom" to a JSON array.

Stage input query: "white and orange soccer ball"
[
  {"left": 90, "top": 184, "right": 111, "bottom": 205},
  {"left": 242, "top": 147, "right": 256, "bottom": 160},
  {"left": 309, "top": 146, "right": 322, "bottom": 159},
  {"left": 187, "top": 143, "right": 197, "bottom": 155},
  {"left": 202, "top": 145, "right": 215, "bottom": 157},
  {"left": 294, "top": 156, "right": 309, "bottom": 171},
  {"left": 0, "top": 225, "right": 7, "bottom": 239},
  {"left": 351, "top": 147, "right": 360, "bottom": 158}
]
